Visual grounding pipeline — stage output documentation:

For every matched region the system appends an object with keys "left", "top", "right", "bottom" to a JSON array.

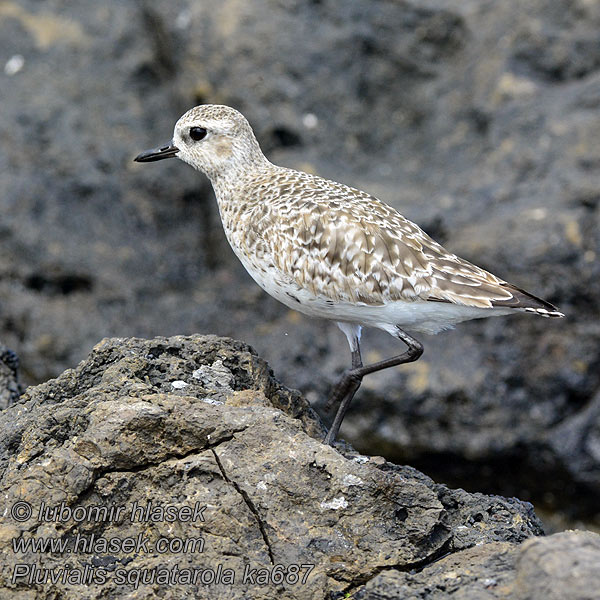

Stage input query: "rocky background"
[{"left": 0, "top": 0, "right": 599, "bottom": 533}]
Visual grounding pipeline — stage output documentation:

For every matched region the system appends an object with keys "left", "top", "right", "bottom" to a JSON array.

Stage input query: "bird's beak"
[{"left": 134, "top": 141, "right": 179, "bottom": 162}]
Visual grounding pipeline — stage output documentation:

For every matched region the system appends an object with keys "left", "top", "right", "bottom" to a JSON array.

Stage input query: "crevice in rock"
[
  {"left": 51, "top": 430, "right": 248, "bottom": 537},
  {"left": 211, "top": 447, "right": 275, "bottom": 565},
  {"left": 85, "top": 430, "right": 245, "bottom": 487},
  {"left": 338, "top": 536, "right": 453, "bottom": 597},
  {"left": 10, "top": 416, "right": 252, "bottom": 538},
  {"left": 24, "top": 273, "right": 93, "bottom": 296}
]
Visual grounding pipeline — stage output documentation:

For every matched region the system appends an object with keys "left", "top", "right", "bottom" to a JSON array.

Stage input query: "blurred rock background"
[{"left": 0, "top": 0, "right": 598, "bottom": 530}]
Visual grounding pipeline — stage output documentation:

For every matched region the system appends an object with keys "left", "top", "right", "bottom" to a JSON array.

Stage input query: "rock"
[
  {"left": 0, "top": 335, "right": 545, "bottom": 599},
  {"left": 0, "top": 345, "right": 21, "bottom": 409},
  {"left": 546, "top": 391, "right": 600, "bottom": 518},
  {"left": 0, "top": 0, "right": 599, "bottom": 524},
  {"left": 351, "top": 529, "right": 600, "bottom": 599},
  {"left": 352, "top": 542, "right": 518, "bottom": 600},
  {"left": 515, "top": 530, "right": 600, "bottom": 600}
]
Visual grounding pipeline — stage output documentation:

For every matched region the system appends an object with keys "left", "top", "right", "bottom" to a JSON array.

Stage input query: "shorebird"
[{"left": 135, "top": 105, "right": 564, "bottom": 446}]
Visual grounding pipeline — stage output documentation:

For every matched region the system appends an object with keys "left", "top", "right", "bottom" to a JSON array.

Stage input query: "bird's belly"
[
  {"left": 233, "top": 247, "right": 326, "bottom": 314},
  {"left": 230, "top": 243, "right": 515, "bottom": 335}
]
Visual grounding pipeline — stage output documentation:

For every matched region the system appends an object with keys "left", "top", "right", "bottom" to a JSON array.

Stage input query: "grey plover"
[{"left": 135, "top": 105, "right": 564, "bottom": 446}]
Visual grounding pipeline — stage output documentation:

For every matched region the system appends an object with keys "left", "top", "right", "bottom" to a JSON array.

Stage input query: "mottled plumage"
[
  {"left": 222, "top": 168, "right": 555, "bottom": 312},
  {"left": 135, "top": 104, "right": 563, "bottom": 445}
]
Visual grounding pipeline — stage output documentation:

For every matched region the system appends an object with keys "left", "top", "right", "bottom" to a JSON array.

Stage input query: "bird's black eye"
[{"left": 189, "top": 127, "right": 207, "bottom": 141}]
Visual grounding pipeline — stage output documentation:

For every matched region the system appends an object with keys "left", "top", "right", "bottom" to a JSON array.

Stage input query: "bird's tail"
[{"left": 493, "top": 283, "right": 564, "bottom": 318}]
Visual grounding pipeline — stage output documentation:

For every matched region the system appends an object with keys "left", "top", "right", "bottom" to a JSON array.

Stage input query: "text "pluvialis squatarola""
[{"left": 135, "top": 105, "right": 564, "bottom": 446}]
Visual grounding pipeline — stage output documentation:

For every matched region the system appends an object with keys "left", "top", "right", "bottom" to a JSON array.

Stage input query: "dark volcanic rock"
[
  {"left": 353, "top": 542, "right": 519, "bottom": 600},
  {"left": 0, "top": 0, "right": 599, "bottom": 525},
  {"left": 352, "top": 530, "right": 600, "bottom": 599},
  {"left": 0, "top": 335, "right": 546, "bottom": 599},
  {"left": 0, "top": 345, "right": 21, "bottom": 409}
]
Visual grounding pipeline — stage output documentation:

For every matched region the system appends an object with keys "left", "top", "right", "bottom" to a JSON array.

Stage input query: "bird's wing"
[{"left": 255, "top": 169, "right": 558, "bottom": 313}]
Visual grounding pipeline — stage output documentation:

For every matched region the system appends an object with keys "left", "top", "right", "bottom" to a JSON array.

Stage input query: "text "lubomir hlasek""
[{"left": 36, "top": 501, "right": 207, "bottom": 523}]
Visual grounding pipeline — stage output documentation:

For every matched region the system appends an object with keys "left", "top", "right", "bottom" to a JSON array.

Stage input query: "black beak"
[{"left": 134, "top": 141, "right": 179, "bottom": 163}]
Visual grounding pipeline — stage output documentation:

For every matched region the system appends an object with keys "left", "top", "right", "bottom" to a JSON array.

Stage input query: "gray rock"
[
  {"left": 351, "top": 530, "right": 600, "bottom": 599},
  {"left": 352, "top": 542, "right": 518, "bottom": 600},
  {"left": 0, "top": 345, "right": 21, "bottom": 409},
  {"left": 0, "top": 0, "right": 598, "bottom": 525},
  {"left": 546, "top": 391, "right": 600, "bottom": 518},
  {"left": 515, "top": 530, "right": 600, "bottom": 600},
  {"left": 0, "top": 335, "right": 543, "bottom": 599}
]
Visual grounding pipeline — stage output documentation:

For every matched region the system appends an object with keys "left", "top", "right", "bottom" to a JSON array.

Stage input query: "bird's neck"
[{"left": 209, "top": 149, "right": 272, "bottom": 201}]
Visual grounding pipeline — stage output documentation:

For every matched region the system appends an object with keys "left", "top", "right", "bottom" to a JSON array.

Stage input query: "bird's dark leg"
[
  {"left": 325, "top": 346, "right": 363, "bottom": 411},
  {"left": 324, "top": 327, "right": 424, "bottom": 446},
  {"left": 324, "top": 346, "right": 363, "bottom": 446}
]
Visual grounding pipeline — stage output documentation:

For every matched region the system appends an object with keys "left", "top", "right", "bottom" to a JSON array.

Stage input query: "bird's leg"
[
  {"left": 325, "top": 347, "right": 363, "bottom": 411},
  {"left": 324, "top": 346, "right": 363, "bottom": 446},
  {"left": 324, "top": 327, "right": 423, "bottom": 446}
]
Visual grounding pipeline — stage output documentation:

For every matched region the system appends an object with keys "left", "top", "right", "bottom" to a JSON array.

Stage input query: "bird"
[{"left": 134, "top": 104, "right": 564, "bottom": 446}]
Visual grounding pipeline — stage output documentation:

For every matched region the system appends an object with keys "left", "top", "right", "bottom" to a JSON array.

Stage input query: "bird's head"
[{"left": 134, "top": 104, "right": 267, "bottom": 180}]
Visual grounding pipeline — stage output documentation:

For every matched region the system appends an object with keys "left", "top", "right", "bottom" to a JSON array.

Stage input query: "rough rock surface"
[
  {"left": 353, "top": 530, "right": 600, "bottom": 600},
  {"left": 514, "top": 530, "right": 600, "bottom": 600},
  {"left": 1, "top": 0, "right": 599, "bottom": 524},
  {"left": 0, "top": 345, "right": 21, "bottom": 409},
  {"left": 0, "top": 335, "right": 549, "bottom": 599}
]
